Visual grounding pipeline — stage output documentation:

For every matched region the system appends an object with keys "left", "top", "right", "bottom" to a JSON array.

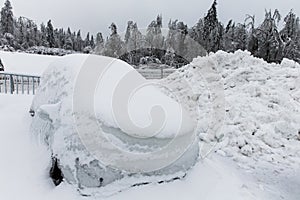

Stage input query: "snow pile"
[
  {"left": 0, "top": 50, "right": 58, "bottom": 75},
  {"left": 30, "top": 54, "right": 199, "bottom": 196},
  {"left": 161, "top": 50, "right": 300, "bottom": 170}
]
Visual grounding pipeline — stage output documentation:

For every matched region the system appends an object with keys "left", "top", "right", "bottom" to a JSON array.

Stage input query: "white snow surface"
[
  {"left": 0, "top": 51, "right": 58, "bottom": 75},
  {"left": 0, "top": 94, "right": 269, "bottom": 200},
  {"left": 1, "top": 50, "right": 300, "bottom": 199},
  {"left": 161, "top": 50, "right": 300, "bottom": 173}
]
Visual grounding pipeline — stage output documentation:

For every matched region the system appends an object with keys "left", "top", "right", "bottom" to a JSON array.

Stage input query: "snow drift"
[{"left": 161, "top": 50, "right": 300, "bottom": 171}]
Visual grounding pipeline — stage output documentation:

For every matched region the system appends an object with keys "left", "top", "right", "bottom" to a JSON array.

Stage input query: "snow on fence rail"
[
  {"left": 0, "top": 72, "right": 40, "bottom": 95},
  {"left": 0, "top": 68, "right": 175, "bottom": 95}
]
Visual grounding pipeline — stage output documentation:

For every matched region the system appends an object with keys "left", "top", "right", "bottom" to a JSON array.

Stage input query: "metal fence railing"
[
  {"left": 137, "top": 68, "right": 175, "bottom": 79},
  {"left": 0, "top": 68, "right": 175, "bottom": 95},
  {"left": 0, "top": 72, "right": 41, "bottom": 95}
]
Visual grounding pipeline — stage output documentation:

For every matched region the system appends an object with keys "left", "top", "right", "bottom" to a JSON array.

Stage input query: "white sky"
[{"left": 7, "top": 0, "right": 300, "bottom": 37}]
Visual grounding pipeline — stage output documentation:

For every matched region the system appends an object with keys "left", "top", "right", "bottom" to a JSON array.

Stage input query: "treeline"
[
  {"left": 190, "top": 0, "right": 300, "bottom": 63},
  {"left": 96, "top": 0, "right": 300, "bottom": 66},
  {"left": 0, "top": 0, "right": 299, "bottom": 65},
  {"left": 0, "top": 0, "right": 100, "bottom": 55}
]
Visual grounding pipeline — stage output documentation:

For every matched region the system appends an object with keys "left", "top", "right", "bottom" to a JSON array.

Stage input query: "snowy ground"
[
  {"left": 0, "top": 94, "right": 265, "bottom": 200},
  {"left": 0, "top": 51, "right": 58, "bottom": 75},
  {"left": 0, "top": 51, "right": 300, "bottom": 199}
]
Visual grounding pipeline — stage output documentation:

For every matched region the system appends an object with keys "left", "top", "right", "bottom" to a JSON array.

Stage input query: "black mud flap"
[{"left": 50, "top": 157, "right": 64, "bottom": 186}]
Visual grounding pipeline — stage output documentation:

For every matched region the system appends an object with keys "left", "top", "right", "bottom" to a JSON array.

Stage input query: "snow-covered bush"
[
  {"left": 0, "top": 44, "right": 15, "bottom": 52},
  {"left": 25, "top": 46, "right": 75, "bottom": 56}
]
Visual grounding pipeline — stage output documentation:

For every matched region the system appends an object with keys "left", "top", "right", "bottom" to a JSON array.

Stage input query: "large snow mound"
[{"left": 161, "top": 50, "right": 300, "bottom": 170}]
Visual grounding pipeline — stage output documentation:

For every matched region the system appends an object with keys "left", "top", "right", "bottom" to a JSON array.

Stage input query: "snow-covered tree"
[
  {"left": 146, "top": 15, "right": 164, "bottom": 49},
  {"left": 64, "top": 28, "right": 73, "bottom": 50},
  {"left": 84, "top": 32, "right": 90, "bottom": 48},
  {"left": 223, "top": 20, "right": 236, "bottom": 52},
  {"left": 103, "top": 23, "right": 125, "bottom": 57},
  {"left": 189, "top": 18, "right": 205, "bottom": 47},
  {"left": 46, "top": 20, "right": 55, "bottom": 48},
  {"left": 223, "top": 20, "right": 247, "bottom": 52},
  {"left": 245, "top": 15, "right": 259, "bottom": 55},
  {"left": 93, "top": 32, "right": 104, "bottom": 54},
  {"left": 40, "top": 23, "right": 49, "bottom": 47},
  {"left": 280, "top": 10, "right": 300, "bottom": 62},
  {"left": 256, "top": 9, "right": 283, "bottom": 62},
  {"left": 165, "top": 20, "right": 188, "bottom": 57},
  {"left": 90, "top": 35, "right": 95, "bottom": 48},
  {"left": 203, "top": 0, "right": 223, "bottom": 52},
  {"left": 281, "top": 10, "right": 299, "bottom": 40},
  {"left": 74, "top": 30, "right": 83, "bottom": 51},
  {"left": 16, "top": 17, "right": 26, "bottom": 48},
  {"left": 0, "top": 0, "right": 14, "bottom": 35},
  {"left": 234, "top": 23, "right": 247, "bottom": 51},
  {"left": 125, "top": 21, "right": 144, "bottom": 52}
]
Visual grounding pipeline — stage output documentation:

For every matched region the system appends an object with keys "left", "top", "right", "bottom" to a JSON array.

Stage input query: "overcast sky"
[{"left": 7, "top": 0, "right": 300, "bottom": 37}]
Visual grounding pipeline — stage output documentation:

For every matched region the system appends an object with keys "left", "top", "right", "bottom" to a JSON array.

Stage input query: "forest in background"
[{"left": 0, "top": 0, "right": 299, "bottom": 67}]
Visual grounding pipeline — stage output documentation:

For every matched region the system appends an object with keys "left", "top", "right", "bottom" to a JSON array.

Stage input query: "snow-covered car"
[{"left": 30, "top": 54, "right": 199, "bottom": 195}]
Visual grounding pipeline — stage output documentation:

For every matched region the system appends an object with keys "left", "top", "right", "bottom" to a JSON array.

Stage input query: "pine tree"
[
  {"left": 0, "top": 0, "right": 14, "bottom": 35},
  {"left": 90, "top": 35, "right": 95, "bottom": 48},
  {"left": 84, "top": 32, "right": 90, "bottom": 47},
  {"left": 203, "top": 0, "right": 223, "bottom": 52},
  {"left": 64, "top": 28, "right": 73, "bottom": 50},
  {"left": 74, "top": 30, "right": 83, "bottom": 51},
  {"left": 17, "top": 17, "right": 26, "bottom": 48},
  {"left": 46, "top": 20, "right": 55, "bottom": 48},
  {"left": 53, "top": 28, "right": 60, "bottom": 48},
  {"left": 94, "top": 32, "right": 104, "bottom": 54},
  {"left": 96, "top": 32, "right": 104, "bottom": 45},
  {"left": 40, "top": 23, "right": 48, "bottom": 47}
]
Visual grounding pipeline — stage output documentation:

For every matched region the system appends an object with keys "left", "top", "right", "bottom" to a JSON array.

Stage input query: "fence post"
[
  {"left": 4, "top": 74, "right": 7, "bottom": 93},
  {"left": 21, "top": 76, "right": 24, "bottom": 94},
  {"left": 16, "top": 75, "right": 19, "bottom": 94},
  {"left": 9, "top": 74, "right": 14, "bottom": 94},
  {"left": 27, "top": 77, "right": 30, "bottom": 95},
  {"left": 32, "top": 77, "right": 35, "bottom": 95}
]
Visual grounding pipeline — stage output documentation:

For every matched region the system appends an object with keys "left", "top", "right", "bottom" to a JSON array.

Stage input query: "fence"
[
  {"left": 137, "top": 68, "right": 175, "bottom": 79},
  {"left": 0, "top": 72, "right": 41, "bottom": 95},
  {"left": 0, "top": 68, "right": 175, "bottom": 95}
]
